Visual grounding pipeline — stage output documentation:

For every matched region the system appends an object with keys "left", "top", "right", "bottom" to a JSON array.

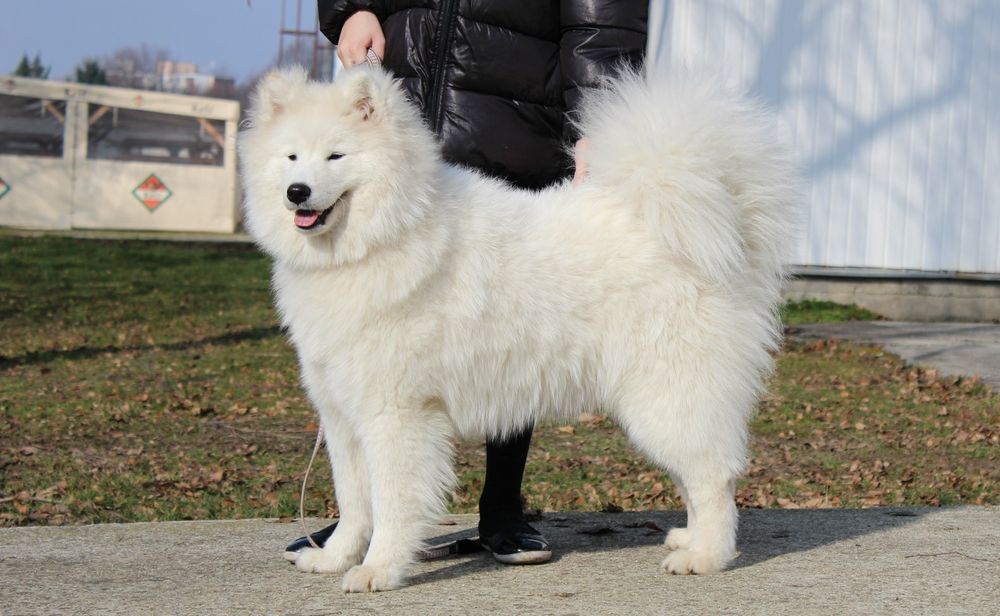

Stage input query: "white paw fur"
[
  {"left": 341, "top": 564, "right": 404, "bottom": 593},
  {"left": 660, "top": 549, "right": 725, "bottom": 575},
  {"left": 293, "top": 546, "right": 359, "bottom": 574},
  {"left": 665, "top": 527, "right": 691, "bottom": 550}
]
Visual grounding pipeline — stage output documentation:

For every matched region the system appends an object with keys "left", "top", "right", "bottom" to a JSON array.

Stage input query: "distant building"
[
  {"left": 104, "top": 59, "right": 157, "bottom": 91},
  {"left": 155, "top": 61, "right": 232, "bottom": 96}
]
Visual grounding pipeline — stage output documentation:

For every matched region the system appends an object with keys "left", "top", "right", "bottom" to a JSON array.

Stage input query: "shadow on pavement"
[{"left": 406, "top": 508, "right": 926, "bottom": 586}]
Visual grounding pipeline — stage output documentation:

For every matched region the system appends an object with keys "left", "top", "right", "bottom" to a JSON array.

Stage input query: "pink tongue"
[{"left": 294, "top": 209, "right": 321, "bottom": 228}]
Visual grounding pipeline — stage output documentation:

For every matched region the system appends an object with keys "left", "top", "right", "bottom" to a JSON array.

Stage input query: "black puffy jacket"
[{"left": 319, "top": 0, "right": 647, "bottom": 189}]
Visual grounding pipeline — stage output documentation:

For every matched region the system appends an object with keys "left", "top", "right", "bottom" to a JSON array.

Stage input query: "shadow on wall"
[
  {"left": 743, "top": 0, "right": 983, "bottom": 179},
  {"left": 657, "top": 0, "right": 998, "bottom": 272}
]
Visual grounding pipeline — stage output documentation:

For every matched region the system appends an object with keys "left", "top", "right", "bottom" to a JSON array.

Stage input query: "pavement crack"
[{"left": 903, "top": 551, "right": 997, "bottom": 563}]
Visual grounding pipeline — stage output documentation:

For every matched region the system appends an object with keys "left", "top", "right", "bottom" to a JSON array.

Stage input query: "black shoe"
[
  {"left": 283, "top": 521, "right": 338, "bottom": 562},
  {"left": 479, "top": 518, "right": 552, "bottom": 565}
]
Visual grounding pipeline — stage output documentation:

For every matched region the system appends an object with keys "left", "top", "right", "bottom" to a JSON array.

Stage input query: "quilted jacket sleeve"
[
  {"left": 318, "top": 0, "right": 386, "bottom": 45},
  {"left": 559, "top": 0, "right": 649, "bottom": 116}
]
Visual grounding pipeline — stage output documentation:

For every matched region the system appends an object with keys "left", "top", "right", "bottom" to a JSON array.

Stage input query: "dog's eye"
[
  {"left": 288, "top": 154, "right": 297, "bottom": 161},
  {"left": 327, "top": 153, "right": 344, "bottom": 161}
]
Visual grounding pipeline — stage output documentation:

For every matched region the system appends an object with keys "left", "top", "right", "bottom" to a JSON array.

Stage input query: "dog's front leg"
[
  {"left": 293, "top": 408, "right": 372, "bottom": 574},
  {"left": 341, "top": 405, "right": 455, "bottom": 592}
]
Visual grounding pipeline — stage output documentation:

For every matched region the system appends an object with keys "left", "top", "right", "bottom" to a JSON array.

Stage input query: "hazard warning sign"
[
  {"left": 0, "top": 177, "right": 9, "bottom": 200},
  {"left": 132, "top": 174, "right": 172, "bottom": 211}
]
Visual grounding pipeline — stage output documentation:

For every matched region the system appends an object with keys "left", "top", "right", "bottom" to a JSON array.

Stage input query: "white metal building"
[{"left": 650, "top": 0, "right": 1000, "bottom": 276}]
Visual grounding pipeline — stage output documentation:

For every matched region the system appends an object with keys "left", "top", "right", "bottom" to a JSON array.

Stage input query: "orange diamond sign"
[
  {"left": 132, "top": 174, "right": 172, "bottom": 211},
  {"left": 0, "top": 176, "right": 9, "bottom": 200}
]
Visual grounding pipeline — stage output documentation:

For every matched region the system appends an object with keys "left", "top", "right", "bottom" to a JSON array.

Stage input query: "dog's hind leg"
[
  {"left": 293, "top": 408, "right": 373, "bottom": 574},
  {"left": 632, "top": 432, "right": 739, "bottom": 574},
  {"left": 617, "top": 378, "right": 747, "bottom": 575},
  {"left": 659, "top": 471, "right": 737, "bottom": 575},
  {"left": 341, "top": 404, "right": 455, "bottom": 592}
]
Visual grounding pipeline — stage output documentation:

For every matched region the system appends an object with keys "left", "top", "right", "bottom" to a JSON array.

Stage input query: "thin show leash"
[
  {"left": 298, "top": 426, "right": 326, "bottom": 549},
  {"left": 295, "top": 47, "right": 482, "bottom": 560}
]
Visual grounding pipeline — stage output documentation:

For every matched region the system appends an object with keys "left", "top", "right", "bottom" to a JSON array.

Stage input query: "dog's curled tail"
[{"left": 574, "top": 68, "right": 799, "bottom": 288}]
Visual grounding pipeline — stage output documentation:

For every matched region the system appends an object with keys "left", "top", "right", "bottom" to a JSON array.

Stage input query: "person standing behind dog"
[{"left": 310, "top": 0, "right": 648, "bottom": 564}]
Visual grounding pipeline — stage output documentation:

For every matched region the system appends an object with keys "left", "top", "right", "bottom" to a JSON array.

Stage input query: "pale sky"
[{"left": 0, "top": 0, "right": 319, "bottom": 82}]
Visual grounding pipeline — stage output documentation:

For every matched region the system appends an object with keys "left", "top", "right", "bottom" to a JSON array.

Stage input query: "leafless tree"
[{"left": 103, "top": 44, "right": 172, "bottom": 89}]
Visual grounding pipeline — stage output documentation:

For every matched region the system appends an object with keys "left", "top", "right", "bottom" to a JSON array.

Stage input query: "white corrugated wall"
[{"left": 649, "top": 0, "right": 1000, "bottom": 274}]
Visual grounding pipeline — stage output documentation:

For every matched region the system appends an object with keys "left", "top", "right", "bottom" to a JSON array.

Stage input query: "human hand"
[
  {"left": 337, "top": 11, "right": 385, "bottom": 67},
  {"left": 572, "top": 138, "right": 590, "bottom": 186}
]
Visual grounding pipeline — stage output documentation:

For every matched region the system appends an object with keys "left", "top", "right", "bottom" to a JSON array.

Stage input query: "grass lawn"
[{"left": 1, "top": 236, "right": 997, "bottom": 526}]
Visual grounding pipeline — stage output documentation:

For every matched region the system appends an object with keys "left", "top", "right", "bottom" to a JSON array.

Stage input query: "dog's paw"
[
  {"left": 341, "top": 564, "right": 403, "bottom": 593},
  {"left": 665, "top": 528, "right": 691, "bottom": 550},
  {"left": 660, "top": 549, "right": 724, "bottom": 575},
  {"left": 293, "top": 547, "right": 357, "bottom": 574}
]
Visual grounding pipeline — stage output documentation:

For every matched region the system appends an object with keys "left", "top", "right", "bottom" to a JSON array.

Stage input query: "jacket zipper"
[{"left": 428, "top": 0, "right": 458, "bottom": 134}]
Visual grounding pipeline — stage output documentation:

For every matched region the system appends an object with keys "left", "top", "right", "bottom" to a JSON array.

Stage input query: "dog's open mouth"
[
  {"left": 293, "top": 193, "right": 347, "bottom": 235},
  {"left": 294, "top": 205, "right": 334, "bottom": 231}
]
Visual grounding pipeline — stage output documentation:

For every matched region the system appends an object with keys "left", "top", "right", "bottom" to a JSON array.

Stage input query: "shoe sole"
[
  {"left": 287, "top": 547, "right": 551, "bottom": 564},
  {"left": 490, "top": 549, "right": 553, "bottom": 565}
]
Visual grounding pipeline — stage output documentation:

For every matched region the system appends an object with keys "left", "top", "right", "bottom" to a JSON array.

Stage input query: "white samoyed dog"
[{"left": 239, "top": 65, "right": 796, "bottom": 592}]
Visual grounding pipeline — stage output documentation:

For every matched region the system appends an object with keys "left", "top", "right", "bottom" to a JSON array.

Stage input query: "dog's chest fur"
[{"left": 269, "top": 210, "right": 618, "bottom": 436}]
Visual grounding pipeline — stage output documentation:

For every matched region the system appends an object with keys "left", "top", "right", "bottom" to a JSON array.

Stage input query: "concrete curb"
[{"left": 790, "top": 321, "right": 1000, "bottom": 391}]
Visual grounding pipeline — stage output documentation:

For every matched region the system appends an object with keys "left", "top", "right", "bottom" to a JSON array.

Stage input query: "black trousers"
[{"left": 478, "top": 423, "right": 533, "bottom": 526}]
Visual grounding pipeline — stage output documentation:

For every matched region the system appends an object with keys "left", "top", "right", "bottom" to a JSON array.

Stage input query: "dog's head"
[{"left": 238, "top": 66, "right": 439, "bottom": 270}]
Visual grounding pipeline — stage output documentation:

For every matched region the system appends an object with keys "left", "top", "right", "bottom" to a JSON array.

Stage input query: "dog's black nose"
[{"left": 287, "top": 183, "right": 311, "bottom": 205}]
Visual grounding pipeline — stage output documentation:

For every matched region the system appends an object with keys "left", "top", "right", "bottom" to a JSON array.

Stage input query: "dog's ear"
[
  {"left": 338, "top": 67, "right": 386, "bottom": 122},
  {"left": 248, "top": 67, "right": 309, "bottom": 126}
]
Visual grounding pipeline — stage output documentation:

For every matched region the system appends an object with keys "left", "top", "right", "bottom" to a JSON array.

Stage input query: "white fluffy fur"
[{"left": 238, "top": 65, "right": 797, "bottom": 592}]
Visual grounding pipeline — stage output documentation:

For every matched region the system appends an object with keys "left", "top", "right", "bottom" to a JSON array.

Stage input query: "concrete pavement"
[
  {"left": 790, "top": 321, "right": 1000, "bottom": 391},
  {"left": 2, "top": 508, "right": 998, "bottom": 616}
]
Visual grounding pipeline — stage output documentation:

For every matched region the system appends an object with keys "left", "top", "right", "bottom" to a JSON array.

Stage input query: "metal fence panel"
[
  {"left": 0, "top": 76, "right": 240, "bottom": 234},
  {"left": 0, "top": 90, "right": 75, "bottom": 229}
]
